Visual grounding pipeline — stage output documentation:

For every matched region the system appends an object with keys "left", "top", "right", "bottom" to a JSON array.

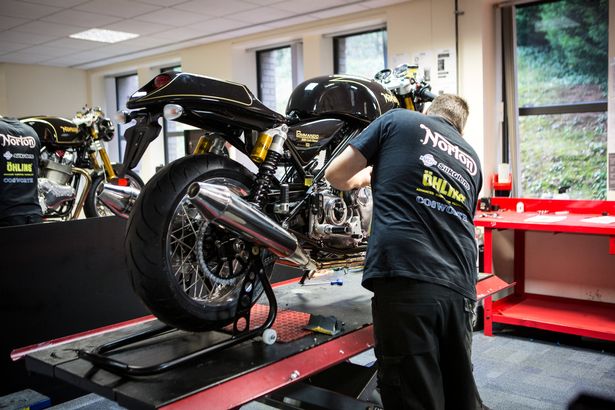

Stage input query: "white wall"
[
  {"left": 0, "top": 63, "right": 87, "bottom": 119},
  {"left": 85, "top": 0, "right": 493, "bottom": 186}
]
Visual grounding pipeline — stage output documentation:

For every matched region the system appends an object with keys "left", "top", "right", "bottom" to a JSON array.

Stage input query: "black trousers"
[{"left": 371, "top": 277, "right": 483, "bottom": 410}]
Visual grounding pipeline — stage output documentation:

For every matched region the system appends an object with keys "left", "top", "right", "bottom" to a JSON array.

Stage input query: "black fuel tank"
[
  {"left": 128, "top": 72, "right": 286, "bottom": 131},
  {"left": 287, "top": 118, "right": 345, "bottom": 163},
  {"left": 20, "top": 116, "right": 83, "bottom": 148},
  {"left": 286, "top": 75, "right": 399, "bottom": 123}
]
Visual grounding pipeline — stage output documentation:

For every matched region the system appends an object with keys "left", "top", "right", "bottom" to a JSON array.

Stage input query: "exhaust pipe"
[
  {"left": 187, "top": 182, "right": 317, "bottom": 271},
  {"left": 99, "top": 183, "right": 140, "bottom": 219}
]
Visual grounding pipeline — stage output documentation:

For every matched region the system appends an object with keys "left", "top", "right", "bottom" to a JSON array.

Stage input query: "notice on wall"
[
  {"left": 392, "top": 52, "right": 410, "bottom": 69},
  {"left": 411, "top": 50, "right": 433, "bottom": 82},
  {"left": 435, "top": 48, "right": 457, "bottom": 94}
]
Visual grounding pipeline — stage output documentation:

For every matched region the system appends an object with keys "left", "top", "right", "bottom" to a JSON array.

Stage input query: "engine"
[
  {"left": 308, "top": 185, "right": 373, "bottom": 249},
  {"left": 38, "top": 149, "right": 77, "bottom": 212}
]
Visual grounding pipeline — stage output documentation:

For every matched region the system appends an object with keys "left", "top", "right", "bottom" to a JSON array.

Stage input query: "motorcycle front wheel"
[
  {"left": 84, "top": 165, "right": 144, "bottom": 218},
  {"left": 125, "top": 154, "right": 274, "bottom": 331}
]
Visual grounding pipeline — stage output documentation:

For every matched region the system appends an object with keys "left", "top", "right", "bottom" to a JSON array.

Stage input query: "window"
[
  {"left": 160, "top": 65, "right": 189, "bottom": 164},
  {"left": 504, "top": 0, "right": 608, "bottom": 199},
  {"left": 257, "top": 46, "right": 293, "bottom": 114},
  {"left": 115, "top": 73, "right": 139, "bottom": 159},
  {"left": 334, "top": 29, "right": 387, "bottom": 78}
]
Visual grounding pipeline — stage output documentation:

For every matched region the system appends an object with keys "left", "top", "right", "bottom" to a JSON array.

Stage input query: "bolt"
[{"left": 290, "top": 370, "right": 300, "bottom": 380}]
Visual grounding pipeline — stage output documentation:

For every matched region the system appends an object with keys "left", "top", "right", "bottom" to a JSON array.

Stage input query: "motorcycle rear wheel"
[
  {"left": 84, "top": 165, "right": 144, "bottom": 218},
  {"left": 126, "top": 154, "right": 273, "bottom": 331}
]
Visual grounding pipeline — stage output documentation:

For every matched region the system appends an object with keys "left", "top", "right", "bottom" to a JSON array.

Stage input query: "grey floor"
[
  {"left": 473, "top": 328, "right": 615, "bottom": 410},
  {"left": 41, "top": 327, "right": 615, "bottom": 409}
]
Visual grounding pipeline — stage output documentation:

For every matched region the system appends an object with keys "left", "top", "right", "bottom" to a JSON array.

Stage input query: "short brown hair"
[{"left": 425, "top": 94, "right": 469, "bottom": 134}]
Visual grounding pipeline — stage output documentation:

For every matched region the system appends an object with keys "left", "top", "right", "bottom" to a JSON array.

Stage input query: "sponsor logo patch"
[
  {"left": 419, "top": 124, "right": 477, "bottom": 176},
  {"left": 0, "top": 133, "right": 36, "bottom": 148},
  {"left": 416, "top": 195, "right": 468, "bottom": 222}
]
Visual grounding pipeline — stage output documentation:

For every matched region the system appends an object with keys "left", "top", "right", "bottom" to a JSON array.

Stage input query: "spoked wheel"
[
  {"left": 84, "top": 165, "right": 144, "bottom": 218},
  {"left": 126, "top": 155, "right": 274, "bottom": 331}
]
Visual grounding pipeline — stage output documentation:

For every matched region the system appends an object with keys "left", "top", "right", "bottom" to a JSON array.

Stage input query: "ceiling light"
[{"left": 69, "top": 28, "right": 139, "bottom": 43}]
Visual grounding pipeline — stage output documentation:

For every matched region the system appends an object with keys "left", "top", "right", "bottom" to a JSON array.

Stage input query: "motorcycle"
[
  {"left": 20, "top": 107, "right": 144, "bottom": 220},
  {"left": 118, "top": 64, "right": 435, "bottom": 332}
]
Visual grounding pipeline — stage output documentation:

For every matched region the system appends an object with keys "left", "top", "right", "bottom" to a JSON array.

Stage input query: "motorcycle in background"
[
  {"left": 115, "top": 64, "right": 436, "bottom": 332},
  {"left": 21, "top": 107, "right": 144, "bottom": 221}
]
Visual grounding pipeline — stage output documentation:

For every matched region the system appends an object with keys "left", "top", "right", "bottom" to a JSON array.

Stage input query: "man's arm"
[{"left": 325, "top": 145, "right": 370, "bottom": 191}]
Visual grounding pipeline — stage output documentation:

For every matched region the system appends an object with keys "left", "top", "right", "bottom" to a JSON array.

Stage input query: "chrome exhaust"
[
  {"left": 187, "top": 182, "right": 317, "bottom": 271},
  {"left": 99, "top": 183, "right": 140, "bottom": 219}
]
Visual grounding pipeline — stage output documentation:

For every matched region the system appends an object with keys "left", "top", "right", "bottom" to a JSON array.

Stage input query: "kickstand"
[{"left": 78, "top": 263, "right": 278, "bottom": 376}]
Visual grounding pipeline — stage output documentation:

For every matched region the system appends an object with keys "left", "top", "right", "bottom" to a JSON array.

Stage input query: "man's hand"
[{"left": 325, "top": 145, "right": 369, "bottom": 191}]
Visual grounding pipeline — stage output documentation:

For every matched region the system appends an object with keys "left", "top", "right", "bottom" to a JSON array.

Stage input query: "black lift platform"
[{"left": 18, "top": 271, "right": 375, "bottom": 409}]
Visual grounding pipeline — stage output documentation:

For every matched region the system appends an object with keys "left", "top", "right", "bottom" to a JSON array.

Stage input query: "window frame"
[
  {"left": 254, "top": 42, "right": 303, "bottom": 114},
  {"left": 159, "top": 65, "right": 183, "bottom": 165},
  {"left": 332, "top": 28, "right": 388, "bottom": 75},
  {"left": 501, "top": 0, "right": 609, "bottom": 199},
  {"left": 114, "top": 72, "right": 139, "bottom": 160}
]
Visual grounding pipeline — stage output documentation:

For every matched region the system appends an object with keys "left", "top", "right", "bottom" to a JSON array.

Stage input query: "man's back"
[{"left": 351, "top": 108, "right": 482, "bottom": 299}]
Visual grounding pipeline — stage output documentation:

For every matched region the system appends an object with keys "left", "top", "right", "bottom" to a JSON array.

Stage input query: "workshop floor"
[
  {"left": 43, "top": 326, "right": 615, "bottom": 409},
  {"left": 473, "top": 327, "right": 615, "bottom": 410}
]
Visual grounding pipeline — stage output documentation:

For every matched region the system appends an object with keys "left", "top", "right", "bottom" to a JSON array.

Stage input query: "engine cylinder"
[{"left": 41, "top": 160, "right": 73, "bottom": 185}]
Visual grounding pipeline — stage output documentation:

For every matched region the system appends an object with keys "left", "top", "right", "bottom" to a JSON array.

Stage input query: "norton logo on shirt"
[
  {"left": 0, "top": 133, "right": 36, "bottom": 148},
  {"left": 419, "top": 124, "right": 477, "bottom": 176}
]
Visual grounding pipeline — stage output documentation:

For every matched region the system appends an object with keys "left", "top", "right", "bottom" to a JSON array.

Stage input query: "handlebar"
[{"left": 416, "top": 86, "right": 437, "bottom": 102}]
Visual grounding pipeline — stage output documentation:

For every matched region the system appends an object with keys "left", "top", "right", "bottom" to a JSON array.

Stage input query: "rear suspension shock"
[{"left": 250, "top": 125, "right": 288, "bottom": 208}]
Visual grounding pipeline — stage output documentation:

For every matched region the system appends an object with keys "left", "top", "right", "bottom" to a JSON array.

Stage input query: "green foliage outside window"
[{"left": 516, "top": 0, "right": 608, "bottom": 199}]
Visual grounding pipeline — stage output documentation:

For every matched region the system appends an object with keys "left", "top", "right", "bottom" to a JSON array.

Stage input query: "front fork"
[{"left": 89, "top": 142, "right": 116, "bottom": 181}]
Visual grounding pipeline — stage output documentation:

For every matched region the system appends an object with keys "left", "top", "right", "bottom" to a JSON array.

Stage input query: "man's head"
[{"left": 425, "top": 94, "right": 469, "bottom": 134}]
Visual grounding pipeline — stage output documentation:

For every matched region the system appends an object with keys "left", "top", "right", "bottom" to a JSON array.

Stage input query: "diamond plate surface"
[{"left": 223, "top": 304, "right": 311, "bottom": 343}]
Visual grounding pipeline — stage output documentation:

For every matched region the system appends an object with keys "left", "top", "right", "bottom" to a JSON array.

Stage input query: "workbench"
[
  {"left": 475, "top": 197, "right": 615, "bottom": 341},
  {"left": 17, "top": 272, "right": 377, "bottom": 410}
]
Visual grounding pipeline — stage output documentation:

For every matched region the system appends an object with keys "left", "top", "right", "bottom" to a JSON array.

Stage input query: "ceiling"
[{"left": 0, "top": 0, "right": 406, "bottom": 70}]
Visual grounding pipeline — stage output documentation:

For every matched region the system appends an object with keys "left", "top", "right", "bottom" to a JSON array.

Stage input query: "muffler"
[
  {"left": 99, "top": 183, "right": 140, "bottom": 219},
  {"left": 187, "top": 182, "right": 317, "bottom": 271}
]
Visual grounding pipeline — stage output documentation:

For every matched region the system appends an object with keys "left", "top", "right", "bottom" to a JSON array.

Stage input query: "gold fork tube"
[{"left": 71, "top": 167, "right": 92, "bottom": 220}]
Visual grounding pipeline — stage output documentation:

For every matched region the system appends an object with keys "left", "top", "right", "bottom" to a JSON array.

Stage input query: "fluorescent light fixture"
[{"left": 69, "top": 28, "right": 139, "bottom": 43}]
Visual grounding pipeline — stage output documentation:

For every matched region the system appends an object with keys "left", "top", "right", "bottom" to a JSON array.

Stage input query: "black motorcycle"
[
  {"left": 118, "top": 64, "right": 435, "bottom": 332},
  {"left": 21, "top": 107, "right": 144, "bottom": 220}
]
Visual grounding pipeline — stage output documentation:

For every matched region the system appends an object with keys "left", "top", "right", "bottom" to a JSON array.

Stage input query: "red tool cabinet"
[{"left": 475, "top": 198, "right": 615, "bottom": 341}]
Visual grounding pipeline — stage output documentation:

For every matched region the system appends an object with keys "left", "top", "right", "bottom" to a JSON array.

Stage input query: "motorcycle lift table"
[{"left": 17, "top": 271, "right": 380, "bottom": 410}]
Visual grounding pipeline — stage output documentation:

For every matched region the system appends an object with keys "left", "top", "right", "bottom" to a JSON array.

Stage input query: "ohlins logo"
[
  {"left": 296, "top": 130, "right": 319, "bottom": 143},
  {"left": 422, "top": 170, "right": 466, "bottom": 203},
  {"left": 419, "top": 124, "right": 477, "bottom": 176},
  {"left": 6, "top": 161, "right": 33, "bottom": 172},
  {"left": 0, "top": 133, "right": 36, "bottom": 148},
  {"left": 381, "top": 92, "right": 398, "bottom": 104},
  {"left": 60, "top": 126, "right": 78, "bottom": 133}
]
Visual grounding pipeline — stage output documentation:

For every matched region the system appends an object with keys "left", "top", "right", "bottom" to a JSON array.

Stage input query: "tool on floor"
[
  {"left": 301, "top": 279, "right": 343, "bottom": 286},
  {"left": 304, "top": 314, "right": 341, "bottom": 335}
]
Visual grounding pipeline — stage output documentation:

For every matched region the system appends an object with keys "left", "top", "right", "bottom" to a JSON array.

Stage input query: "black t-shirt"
[
  {"left": 350, "top": 108, "right": 483, "bottom": 300},
  {"left": 0, "top": 118, "right": 42, "bottom": 219}
]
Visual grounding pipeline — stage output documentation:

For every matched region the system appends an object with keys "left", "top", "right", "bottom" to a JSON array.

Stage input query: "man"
[
  {"left": 0, "top": 117, "right": 42, "bottom": 227},
  {"left": 326, "top": 95, "right": 484, "bottom": 410}
]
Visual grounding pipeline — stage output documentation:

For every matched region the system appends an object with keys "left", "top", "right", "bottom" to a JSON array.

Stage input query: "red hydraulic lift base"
[{"left": 20, "top": 273, "right": 377, "bottom": 410}]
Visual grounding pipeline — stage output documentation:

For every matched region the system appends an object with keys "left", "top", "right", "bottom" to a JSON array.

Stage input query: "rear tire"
[{"left": 126, "top": 154, "right": 273, "bottom": 331}]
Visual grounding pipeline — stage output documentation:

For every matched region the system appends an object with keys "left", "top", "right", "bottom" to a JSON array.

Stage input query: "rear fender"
[{"left": 117, "top": 115, "right": 161, "bottom": 177}]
